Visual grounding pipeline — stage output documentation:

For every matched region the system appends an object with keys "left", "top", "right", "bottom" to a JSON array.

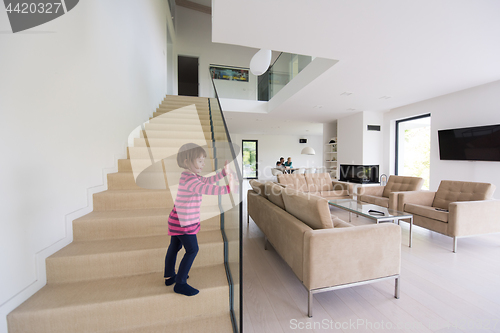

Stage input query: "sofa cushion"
[
  {"left": 265, "top": 181, "right": 286, "bottom": 210},
  {"left": 277, "top": 173, "right": 308, "bottom": 191},
  {"left": 382, "top": 175, "right": 424, "bottom": 198},
  {"left": 305, "top": 173, "right": 333, "bottom": 192},
  {"left": 405, "top": 203, "right": 448, "bottom": 223},
  {"left": 332, "top": 217, "right": 354, "bottom": 228},
  {"left": 358, "top": 194, "right": 389, "bottom": 208},
  {"left": 281, "top": 188, "right": 333, "bottom": 229},
  {"left": 249, "top": 180, "right": 267, "bottom": 198},
  {"left": 432, "top": 180, "right": 495, "bottom": 209}
]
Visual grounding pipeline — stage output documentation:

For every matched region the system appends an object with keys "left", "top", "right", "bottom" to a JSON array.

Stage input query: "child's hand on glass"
[{"left": 227, "top": 171, "right": 238, "bottom": 193}]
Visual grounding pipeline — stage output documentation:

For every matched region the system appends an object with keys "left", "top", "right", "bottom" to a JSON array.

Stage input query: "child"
[{"left": 164, "top": 143, "right": 234, "bottom": 296}]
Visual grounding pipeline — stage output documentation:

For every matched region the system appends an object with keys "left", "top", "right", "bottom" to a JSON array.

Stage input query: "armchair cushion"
[
  {"left": 277, "top": 173, "right": 308, "bottom": 192},
  {"left": 265, "top": 182, "right": 286, "bottom": 210},
  {"left": 282, "top": 188, "right": 333, "bottom": 229},
  {"left": 382, "top": 175, "right": 424, "bottom": 198},
  {"left": 432, "top": 180, "right": 496, "bottom": 210},
  {"left": 358, "top": 195, "right": 390, "bottom": 208},
  {"left": 405, "top": 203, "right": 449, "bottom": 223}
]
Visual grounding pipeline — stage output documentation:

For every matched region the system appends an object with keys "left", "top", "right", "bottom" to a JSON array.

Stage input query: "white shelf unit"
[{"left": 325, "top": 138, "right": 338, "bottom": 179}]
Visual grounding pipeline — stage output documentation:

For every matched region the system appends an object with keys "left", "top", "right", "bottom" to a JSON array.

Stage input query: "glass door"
[
  {"left": 242, "top": 140, "right": 258, "bottom": 179},
  {"left": 396, "top": 114, "right": 431, "bottom": 189}
]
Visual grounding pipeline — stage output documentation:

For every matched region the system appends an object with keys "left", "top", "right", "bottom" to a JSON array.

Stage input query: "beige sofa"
[
  {"left": 398, "top": 180, "right": 500, "bottom": 252},
  {"left": 357, "top": 175, "right": 424, "bottom": 210},
  {"left": 277, "top": 173, "right": 353, "bottom": 200},
  {"left": 247, "top": 180, "right": 401, "bottom": 317}
]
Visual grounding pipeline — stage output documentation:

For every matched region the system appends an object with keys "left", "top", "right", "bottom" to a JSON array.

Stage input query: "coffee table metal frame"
[{"left": 329, "top": 199, "right": 414, "bottom": 247}]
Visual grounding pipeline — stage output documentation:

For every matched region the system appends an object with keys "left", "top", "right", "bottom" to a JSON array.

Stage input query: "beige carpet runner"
[{"left": 7, "top": 95, "right": 234, "bottom": 333}]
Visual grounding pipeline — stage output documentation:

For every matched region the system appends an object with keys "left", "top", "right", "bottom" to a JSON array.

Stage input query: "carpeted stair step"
[
  {"left": 144, "top": 123, "right": 224, "bottom": 133},
  {"left": 152, "top": 111, "right": 211, "bottom": 119},
  {"left": 117, "top": 158, "right": 216, "bottom": 173},
  {"left": 148, "top": 117, "right": 212, "bottom": 125},
  {"left": 133, "top": 137, "right": 213, "bottom": 148},
  {"left": 7, "top": 265, "right": 229, "bottom": 333},
  {"left": 46, "top": 230, "right": 224, "bottom": 283},
  {"left": 73, "top": 209, "right": 222, "bottom": 241},
  {"left": 107, "top": 313, "right": 233, "bottom": 333},
  {"left": 127, "top": 147, "right": 214, "bottom": 160},
  {"left": 140, "top": 129, "right": 211, "bottom": 140},
  {"left": 157, "top": 106, "right": 210, "bottom": 113},
  {"left": 93, "top": 189, "right": 173, "bottom": 211},
  {"left": 93, "top": 189, "right": 233, "bottom": 211},
  {"left": 163, "top": 95, "right": 208, "bottom": 102},
  {"left": 107, "top": 170, "right": 229, "bottom": 190}
]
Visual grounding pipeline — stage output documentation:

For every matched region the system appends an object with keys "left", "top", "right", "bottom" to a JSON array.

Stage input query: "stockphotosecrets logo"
[{"left": 3, "top": 0, "right": 79, "bottom": 33}]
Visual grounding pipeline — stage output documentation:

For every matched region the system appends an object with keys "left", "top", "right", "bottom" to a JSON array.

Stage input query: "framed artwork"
[{"left": 210, "top": 66, "right": 249, "bottom": 82}]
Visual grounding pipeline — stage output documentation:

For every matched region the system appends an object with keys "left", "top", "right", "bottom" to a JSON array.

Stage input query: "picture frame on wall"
[{"left": 210, "top": 65, "right": 249, "bottom": 82}]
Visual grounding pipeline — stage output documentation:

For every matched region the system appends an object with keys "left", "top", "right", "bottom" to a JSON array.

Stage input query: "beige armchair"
[
  {"left": 357, "top": 175, "right": 424, "bottom": 210},
  {"left": 398, "top": 180, "right": 500, "bottom": 252}
]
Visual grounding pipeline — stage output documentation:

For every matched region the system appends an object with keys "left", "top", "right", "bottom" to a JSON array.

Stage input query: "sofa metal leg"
[
  {"left": 453, "top": 237, "right": 457, "bottom": 253},
  {"left": 247, "top": 212, "right": 250, "bottom": 224},
  {"left": 308, "top": 291, "right": 313, "bottom": 317},
  {"left": 395, "top": 277, "right": 400, "bottom": 299},
  {"left": 264, "top": 236, "right": 268, "bottom": 250}
]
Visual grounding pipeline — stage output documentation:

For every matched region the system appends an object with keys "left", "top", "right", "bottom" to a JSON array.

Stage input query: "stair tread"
[
  {"left": 50, "top": 230, "right": 223, "bottom": 258},
  {"left": 107, "top": 313, "right": 233, "bottom": 333},
  {"left": 75, "top": 207, "right": 220, "bottom": 222},
  {"left": 94, "top": 189, "right": 228, "bottom": 203},
  {"left": 10, "top": 264, "right": 227, "bottom": 313}
]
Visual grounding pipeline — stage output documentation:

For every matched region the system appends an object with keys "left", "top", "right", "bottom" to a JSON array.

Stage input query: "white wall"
[
  {"left": 175, "top": 6, "right": 260, "bottom": 100},
  {"left": 383, "top": 80, "right": 500, "bottom": 196},
  {"left": 338, "top": 112, "right": 364, "bottom": 165},
  {"left": 362, "top": 111, "right": 385, "bottom": 167},
  {"left": 230, "top": 132, "right": 323, "bottom": 180},
  {"left": 0, "top": 1, "right": 169, "bottom": 331}
]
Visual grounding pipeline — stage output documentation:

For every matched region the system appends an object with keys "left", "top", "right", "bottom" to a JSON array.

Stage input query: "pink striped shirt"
[{"left": 168, "top": 169, "right": 230, "bottom": 235}]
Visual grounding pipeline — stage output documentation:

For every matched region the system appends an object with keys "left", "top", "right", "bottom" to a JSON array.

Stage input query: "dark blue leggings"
[{"left": 164, "top": 234, "right": 199, "bottom": 284}]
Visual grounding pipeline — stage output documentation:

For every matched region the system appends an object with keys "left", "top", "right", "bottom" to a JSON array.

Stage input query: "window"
[
  {"left": 396, "top": 114, "right": 431, "bottom": 189},
  {"left": 242, "top": 140, "right": 258, "bottom": 179}
]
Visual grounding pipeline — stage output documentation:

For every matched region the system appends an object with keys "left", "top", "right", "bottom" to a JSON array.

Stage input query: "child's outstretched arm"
[
  {"left": 200, "top": 161, "right": 232, "bottom": 185},
  {"left": 200, "top": 168, "right": 227, "bottom": 185},
  {"left": 185, "top": 173, "right": 230, "bottom": 195}
]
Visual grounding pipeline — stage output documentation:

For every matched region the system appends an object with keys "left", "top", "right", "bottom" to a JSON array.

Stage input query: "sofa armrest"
[
  {"left": 357, "top": 185, "right": 384, "bottom": 197},
  {"left": 449, "top": 200, "right": 500, "bottom": 237},
  {"left": 332, "top": 180, "right": 354, "bottom": 196},
  {"left": 397, "top": 191, "right": 436, "bottom": 212},
  {"left": 303, "top": 224, "right": 401, "bottom": 290}
]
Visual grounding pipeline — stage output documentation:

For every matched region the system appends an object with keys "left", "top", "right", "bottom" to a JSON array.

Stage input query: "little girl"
[{"left": 164, "top": 143, "right": 233, "bottom": 296}]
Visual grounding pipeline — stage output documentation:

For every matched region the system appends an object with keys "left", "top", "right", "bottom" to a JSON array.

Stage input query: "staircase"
[{"left": 7, "top": 96, "right": 235, "bottom": 333}]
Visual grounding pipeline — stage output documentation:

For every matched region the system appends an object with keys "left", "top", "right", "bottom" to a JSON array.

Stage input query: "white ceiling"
[{"left": 211, "top": 0, "right": 500, "bottom": 134}]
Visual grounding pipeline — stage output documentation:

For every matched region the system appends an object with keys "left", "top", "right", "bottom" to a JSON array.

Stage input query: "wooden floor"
[{"left": 241, "top": 181, "right": 500, "bottom": 333}]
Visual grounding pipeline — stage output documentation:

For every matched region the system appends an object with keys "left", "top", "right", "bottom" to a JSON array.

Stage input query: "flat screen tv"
[{"left": 438, "top": 124, "right": 500, "bottom": 161}]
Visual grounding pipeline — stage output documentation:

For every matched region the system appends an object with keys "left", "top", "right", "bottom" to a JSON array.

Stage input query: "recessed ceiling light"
[
  {"left": 340, "top": 92, "right": 353, "bottom": 96},
  {"left": 379, "top": 96, "right": 392, "bottom": 100},
  {"left": 347, "top": 108, "right": 356, "bottom": 111},
  {"left": 313, "top": 105, "right": 323, "bottom": 108},
  {"left": 256, "top": 119, "right": 263, "bottom": 121}
]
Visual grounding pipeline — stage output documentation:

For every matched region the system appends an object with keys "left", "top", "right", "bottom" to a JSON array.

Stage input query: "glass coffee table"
[{"left": 329, "top": 199, "right": 414, "bottom": 247}]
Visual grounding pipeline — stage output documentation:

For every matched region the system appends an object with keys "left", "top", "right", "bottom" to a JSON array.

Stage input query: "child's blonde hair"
[{"left": 177, "top": 143, "right": 207, "bottom": 169}]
